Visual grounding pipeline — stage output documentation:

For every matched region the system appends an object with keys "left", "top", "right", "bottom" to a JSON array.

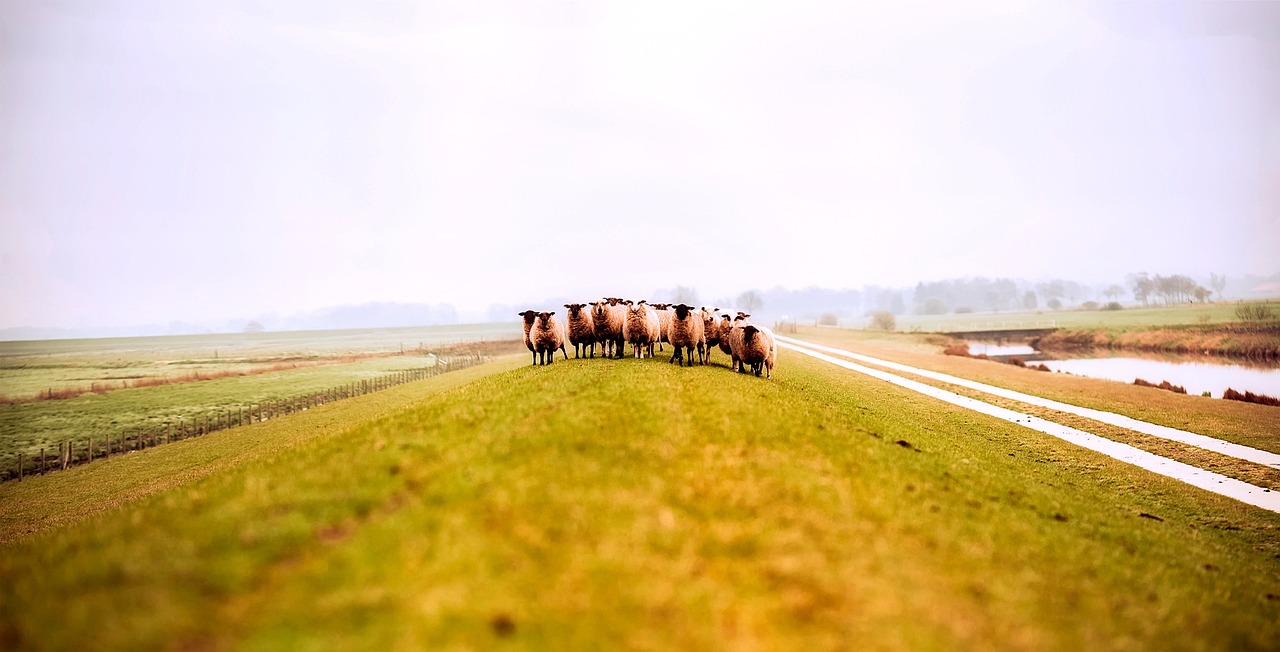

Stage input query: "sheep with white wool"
[
  {"left": 668, "top": 304, "right": 706, "bottom": 366},
  {"left": 593, "top": 298, "right": 626, "bottom": 359},
  {"left": 531, "top": 311, "right": 568, "bottom": 365},
  {"left": 563, "top": 303, "right": 596, "bottom": 358},
  {"left": 652, "top": 303, "right": 674, "bottom": 352},
  {"left": 622, "top": 300, "right": 661, "bottom": 358}
]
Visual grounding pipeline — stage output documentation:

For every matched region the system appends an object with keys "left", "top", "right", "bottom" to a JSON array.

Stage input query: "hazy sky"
[{"left": 2, "top": 1, "right": 1278, "bottom": 329}]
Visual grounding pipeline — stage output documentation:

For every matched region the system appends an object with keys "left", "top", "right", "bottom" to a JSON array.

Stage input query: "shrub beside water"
[
  {"left": 1133, "top": 378, "right": 1186, "bottom": 394},
  {"left": 1223, "top": 388, "right": 1280, "bottom": 407}
]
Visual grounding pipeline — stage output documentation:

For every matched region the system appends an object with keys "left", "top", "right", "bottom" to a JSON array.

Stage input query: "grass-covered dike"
[{"left": 1, "top": 351, "right": 1278, "bottom": 650}]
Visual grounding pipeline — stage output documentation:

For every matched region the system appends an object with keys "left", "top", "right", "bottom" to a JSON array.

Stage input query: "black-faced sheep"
[
  {"left": 563, "top": 303, "right": 596, "bottom": 358},
  {"left": 622, "top": 300, "right": 660, "bottom": 359},
  {"left": 718, "top": 314, "right": 735, "bottom": 356},
  {"left": 701, "top": 307, "right": 721, "bottom": 363},
  {"left": 737, "top": 324, "right": 776, "bottom": 379},
  {"left": 518, "top": 310, "right": 538, "bottom": 365},
  {"left": 531, "top": 311, "right": 568, "bottom": 365},
  {"left": 668, "top": 304, "right": 706, "bottom": 367}
]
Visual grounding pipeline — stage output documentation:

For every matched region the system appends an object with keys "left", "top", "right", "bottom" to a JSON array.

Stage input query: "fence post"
[
  {"left": 17, "top": 453, "right": 22, "bottom": 481},
  {"left": 89, "top": 437, "right": 94, "bottom": 461},
  {"left": 40, "top": 447, "right": 46, "bottom": 475},
  {"left": 61, "top": 442, "right": 68, "bottom": 470},
  {"left": 167, "top": 422, "right": 173, "bottom": 444}
]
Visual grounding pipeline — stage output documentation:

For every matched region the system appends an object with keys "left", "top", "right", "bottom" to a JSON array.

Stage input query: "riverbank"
[{"left": 1032, "top": 322, "right": 1280, "bottom": 361}]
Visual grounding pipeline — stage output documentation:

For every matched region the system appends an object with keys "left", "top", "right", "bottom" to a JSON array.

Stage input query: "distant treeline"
[{"left": 639, "top": 272, "right": 1280, "bottom": 323}]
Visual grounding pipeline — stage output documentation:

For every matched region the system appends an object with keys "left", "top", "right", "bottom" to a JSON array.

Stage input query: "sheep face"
[{"left": 518, "top": 310, "right": 537, "bottom": 325}]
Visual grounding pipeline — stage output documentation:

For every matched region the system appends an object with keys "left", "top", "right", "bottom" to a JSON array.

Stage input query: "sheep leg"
[
  {"left": 532, "top": 351, "right": 538, "bottom": 366},
  {"left": 561, "top": 344, "right": 568, "bottom": 360}
]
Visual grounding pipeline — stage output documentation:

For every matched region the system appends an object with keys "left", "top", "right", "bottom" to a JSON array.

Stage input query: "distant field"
[
  {"left": 0, "top": 322, "right": 522, "bottom": 401},
  {"left": 863, "top": 301, "right": 1276, "bottom": 333},
  {"left": 1, "top": 349, "right": 1276, "bottom": 650},
  {"left": 0, "top": 324, "right": 523, "bottom": 480}
]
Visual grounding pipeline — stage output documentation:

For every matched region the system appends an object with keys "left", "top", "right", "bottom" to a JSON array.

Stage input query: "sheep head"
[
  {"left": 517, "top": 310, "right": 537, "bottom": 325},
  {"left": 673, "top": 304, "right": 692, "bottom": 319}
]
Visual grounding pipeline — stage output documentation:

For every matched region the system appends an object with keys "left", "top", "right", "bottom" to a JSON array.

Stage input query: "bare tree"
[
  {"left": 1209, "top": 273, "right": 1226, "bottom": 301},
  {"left": 672, "top": 285, "right": 699, "bottom": 305},
  {"left": 737, "top": 290, "right": 763, "bottom": 314}
]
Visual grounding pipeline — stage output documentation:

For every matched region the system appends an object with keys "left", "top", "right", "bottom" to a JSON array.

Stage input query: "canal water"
[{"left": 965, "top": 341, "right": 1280, "bottom": 399}]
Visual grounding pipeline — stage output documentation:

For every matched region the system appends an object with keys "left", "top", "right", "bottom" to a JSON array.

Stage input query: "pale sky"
[{"left": 2, "top": 1, "right": 1278, "bottom": 329}]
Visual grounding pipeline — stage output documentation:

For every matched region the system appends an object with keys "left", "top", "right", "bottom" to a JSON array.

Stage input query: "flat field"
[
  {"left": 0, "top": 323, "right": 521, "bottom": 400},
  {"left": 2, "top": 349, "right": 1277, "bottom": 650},
  {"left": 885, "top": 301, "right": 1276, "bottom": 333},
  {"left": 0, "top": 324, "right": 523, "bottom": 480}
]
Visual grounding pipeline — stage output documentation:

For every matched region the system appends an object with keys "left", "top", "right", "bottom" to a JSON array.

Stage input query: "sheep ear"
[{"left": 549, "top": 311, "right": 556, "bottom": 315}]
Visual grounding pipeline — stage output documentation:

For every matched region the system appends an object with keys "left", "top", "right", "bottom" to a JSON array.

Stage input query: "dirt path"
[{"left": 777, "top": 337, "right": 1280, "bottom": 514}]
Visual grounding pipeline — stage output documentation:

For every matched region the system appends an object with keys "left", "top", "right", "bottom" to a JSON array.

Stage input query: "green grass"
[
  {"left": 0, "top": 355, "right": 444, "bottom": 479},
  {"left": 2, "top": 350, "right": 1277, "bottom": 650},
  {"left": 884, "top": 301, "right": 1274, "bottom": 333},
  {"left": 0, "top": 322, "right": 522, "bottom": 401}
]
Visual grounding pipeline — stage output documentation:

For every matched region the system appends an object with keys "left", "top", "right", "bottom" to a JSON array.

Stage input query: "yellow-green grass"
[
  {"left": 0, "top": 355, "right": 450, "bottom": 479},
  {"left": 2, "top": 350, "right": 1277, "bottom": 650},
  {"left": 794, "top": 327, "right": 1280, "bottom": 456},
  {"left": 0, "top": 356, "right": 525, "bottom": 544},
  {"left": 891, "top": 301, "right": 1276, "bottom": 333}
]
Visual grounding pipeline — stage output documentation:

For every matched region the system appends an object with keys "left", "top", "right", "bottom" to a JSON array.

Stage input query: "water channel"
[{"left": 965, "top": 341, "right": 1280, "bottom": 399}]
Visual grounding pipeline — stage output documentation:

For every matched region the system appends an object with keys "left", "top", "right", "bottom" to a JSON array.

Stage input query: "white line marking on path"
[
  {"left": 777, "top": 339, "right": 1280, "bottom": 514},
  {"left": 777, "top": 336, "right": 1280, "bottom": 470}
]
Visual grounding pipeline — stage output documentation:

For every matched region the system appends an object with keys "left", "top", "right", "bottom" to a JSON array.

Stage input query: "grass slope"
[
  {"left": 891, "top": 302, "right": 1272, "bottom": 332},
  {"left": 2, "top": 351, "right": 1278, "bottom": 650}
]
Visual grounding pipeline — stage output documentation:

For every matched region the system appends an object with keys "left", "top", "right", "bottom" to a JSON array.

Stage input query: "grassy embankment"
[
  {"left": 2, "top": 349, "right": 1277, "bottom": 650},
  {"left": 790, "top": 327, "right": 1280, "bottom": 489},
  {"left": 891, "top": 301, "right": 1275, "bottom": 333}
]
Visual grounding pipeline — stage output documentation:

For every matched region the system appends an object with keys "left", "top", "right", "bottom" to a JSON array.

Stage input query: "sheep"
[
  {"left": 717, "top": 314, "right": 735, "bottom": 356},
  {"left": 652, "top": 303, "right": 673, "bottom": 352},
  {"left": 668, "top": 304, "right": 706, "bottom": 367},
  {"left": 701, "top": 307, "right": 721, "bottom": 363},
  {"left": 531, "top": 311, "right": 568, "bottom": 365},
  {"left": 622, "top": 300, "right": 661, "bottom": 358},
  {"left": 603, "top": 298, "right": 629, "bottom": 359},
  {"left": 590, "top": 300, "right": 620, "bottom": 359},
  {"left": 727, "top": 313, "right": 750, "bottom": 372},
  {"left": 563, "top": 303, "right": 596, "bottom": 358},
  {"left": 737, "top": 324, "right": 777, "bottom": 379},
  {"left": 518, "top": 310, "right": 538, "bottom": 365}
]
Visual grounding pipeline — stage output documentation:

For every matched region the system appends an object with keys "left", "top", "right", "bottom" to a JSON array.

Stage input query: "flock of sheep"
[{"left": 518, "top": 298, "right": 777, "bottom": 378}]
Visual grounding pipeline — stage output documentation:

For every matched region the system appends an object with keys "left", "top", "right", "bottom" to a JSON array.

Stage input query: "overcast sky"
[{"left": 2, "top": 1, "right": 1277, "bottom": 329}]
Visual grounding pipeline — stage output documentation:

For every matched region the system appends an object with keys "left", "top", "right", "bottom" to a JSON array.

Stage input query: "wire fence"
[{"left": 3, "top": 353, "right": 487, "bottom": 483}]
